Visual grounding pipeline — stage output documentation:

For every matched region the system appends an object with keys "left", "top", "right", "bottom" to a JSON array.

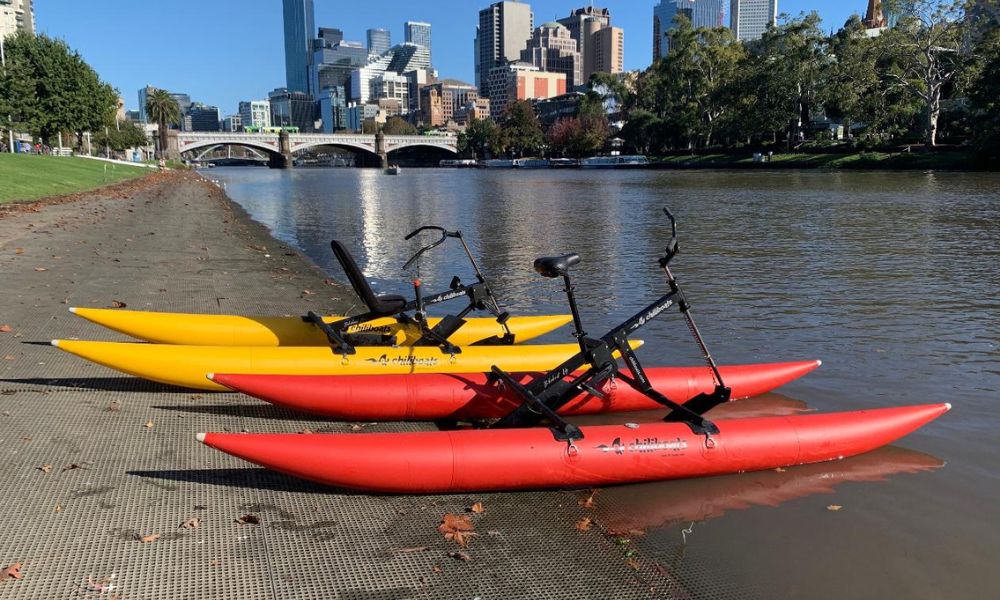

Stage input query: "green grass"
[{"left": 0, "top": 154, "right": 151, "bottom": 204}]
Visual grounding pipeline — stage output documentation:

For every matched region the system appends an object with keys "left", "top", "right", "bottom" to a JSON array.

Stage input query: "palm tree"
[{"left": 145, "top": 89, "right": 180, "bottom": 159}]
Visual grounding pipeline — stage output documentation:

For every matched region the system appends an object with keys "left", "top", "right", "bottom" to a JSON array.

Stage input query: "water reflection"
[{"left": 588, "top": 445, "right": 944, "bottom": 534}]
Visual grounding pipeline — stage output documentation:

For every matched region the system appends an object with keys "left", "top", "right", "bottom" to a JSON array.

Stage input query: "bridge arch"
[
  {"left": 178, "top": 139, "right": 282, "bottom": 159},
  {"left": 385, "top": 139, "right": 459, "bottom": 155}
]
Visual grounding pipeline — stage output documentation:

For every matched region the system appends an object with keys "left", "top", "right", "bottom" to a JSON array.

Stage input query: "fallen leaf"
[
  {"left": 111, "top": 300, "right": 127, "bottom": 308},
  {"left": 301, "top": 289, "right": 315, "bottom": 296},
  {"left": 469, "top": 502, "right": 484, "bottom": 514},
  {"left": 37, "top": 464, "right": 53, "bottom": 474},
  {"left": 189, "top": 394, "right": 203, "bottom": 400},
  {"left": 1, "top": 562, "right": 23, "bottom": 580},
  {"left": 138, "top": 533, "right": 160, "bottom": 543},
  {"left": 33, "top": 267, "right": 47, "bottom": 272},
  {"left": 144, "top": 420, "right": 154, "bottom": 429},
  {"left": 235, "top": 514, "right": 261, "bottom": 525},
  {"left": 54, "top": 504, "right": 63, "bottom": 513},
  {"left": 826, "top": 505, "right": 843, "bottom": 512},
  {"left": 2, "top": 355, "right": 14, "bottom": 361},
  {"left": 14, "top": 248, "right": 23, "bottom": 255},
  {"left": 447, "top": 551, "right": 471, "bottom": 562},
  {"left": 431, "top": 565, "right": 442, "bottom": 573},
  {"left": 438, "top": 514, "right": 477, "bottom": 547},
  {"left": 350, "top": 424, "right": 364, "bottom": 432},
  {"left": 0, "top": 325, "right": 11, "bottom": 333},
  {"left": 625, "top": 557, "right": 641, "bottom": 571},
  {"left": 179, "top": 517, "right": 202, "bottom": 529},
  {"left": 579, "top": 490, "right": 597, "bottom": 508},
  {"left": 775, "top": 467, "right": 787, "bottom": 472},
  {"left": 299, "top": 427, "right": 313, "bottom": 434},
  {"left": 62, "top": 463, "right": 88, "bottom": 471},
  {"left": 575, "top": 516, "right": 593, "bottom": 531}
]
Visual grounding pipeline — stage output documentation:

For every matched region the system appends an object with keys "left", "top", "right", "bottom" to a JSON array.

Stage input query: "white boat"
[
  {"left": 439, "top": 159, "right": 479, "bottom": 168},
  {"left": 479, "top": 159, "right": 517, "bottom": 168},
  {"left": 579, "top": 155, "right": 649, "bottom": 169},
  {"left": 513, "top": 158, "right": 551, "bottom": 169}
]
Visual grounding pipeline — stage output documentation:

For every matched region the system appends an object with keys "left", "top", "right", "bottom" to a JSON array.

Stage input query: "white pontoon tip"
[
  {"left": 68, "top": 307, "right": 78, "bottom": 314},
  {"left": 196, "top": 433, "right": 206, "bottom": 443},
  {"left": 206, "top": 373, "right": 215, "bottom": 381},
  {"left": 50, "top": 339, "right": 60, "bottom": 348},
  {"left": 815, "top": 359, "right": 822, "bottom": 367},
  {"left": 945, "top": 403, "right": 952, "bottom": 411}
]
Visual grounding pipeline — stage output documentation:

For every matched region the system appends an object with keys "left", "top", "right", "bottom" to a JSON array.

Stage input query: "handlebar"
[
  {"left": 402, "top": 226, "right": 463, "bottom": 271},
  {"left": 659, "top": 207, "right": 679, "bottom": 267}
]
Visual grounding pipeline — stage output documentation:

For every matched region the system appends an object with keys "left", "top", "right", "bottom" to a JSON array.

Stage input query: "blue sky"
[{"left": 36, "top": 1, "right": 859, "bottom": 116}]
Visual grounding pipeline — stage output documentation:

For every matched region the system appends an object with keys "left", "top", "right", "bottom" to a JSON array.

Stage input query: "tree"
[
  {"left": 969, "top": 25, "right": 1000, "bottom": 156},
  {"left": 0, "top": 31, "right": 118, "bottom": 146},
  {"left": 879, "top": 0, "right": 966, "bottom": 146},
  {"left": 498, "top": 100, "right": 544, "bottom": 157},
  {"left": 145, "top": 89, "right": 180, "bottom": 159},
  {"left": 382, "top": 116, "right": 417, "bottom": 135},
  {"left": 92, "top": 120, "right": 148, "bottom": 153},
  {"left": 547, "top": 92, "right": 610, "bottom": 158},
  {"left": 458, "top": 116, "right": 503, "bottom": 158}
]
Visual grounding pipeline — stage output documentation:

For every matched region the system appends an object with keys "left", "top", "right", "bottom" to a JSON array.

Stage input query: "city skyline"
[{"left": 34, "top": 0, "right": 858, "bottom": 115}]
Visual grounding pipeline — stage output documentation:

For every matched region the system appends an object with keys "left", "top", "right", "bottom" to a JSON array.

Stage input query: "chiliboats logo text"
[
  {"left": 596, "top": 436, "right": 688, "bottom": 455},
  {"left": 364, "top": 353, "right": 440, "bottom": 367}
]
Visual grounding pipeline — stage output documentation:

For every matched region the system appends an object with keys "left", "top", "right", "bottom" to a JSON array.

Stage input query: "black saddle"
[
  {"left": 330, "top": 240, "right": 408, "bottom": 316},
  {"left": 534, "top": 253, "right": 581, "bottom": 278}
]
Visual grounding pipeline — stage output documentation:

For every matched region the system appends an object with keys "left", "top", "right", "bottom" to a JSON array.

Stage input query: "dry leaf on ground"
[
  {"left": 0, "top": 325, "right": 11, "bottom": 333},
  {"left": 575, "top": 516, "right": 593, "bottom": 531},
  {"left": 625, "top": 557, "right": 641, "bottom": 571},
  {"left": 827, "top": 505, "right": 843, "bottom": 512},
  {"left": 1, "top": 563, "right": 23, "bottom": 580},
  {"left": 138, "top": 533, "right": 160, "bottom": 543},
  {"left": 2, "top": 355, "right": 14, "bottom": 361},
  {"left": 179, "top": 517, "right": 202, "bottom": 529},
  {"left": 579, "top": 490, "right": 597, "bottom": 508},
  {"left": 447, "top": 551, "right": 471, "bottom": 562},
  {"left": 438, "top": 514, "right": 477, "bottom": 547},
  {"left": 37, "top": 464, "right": 53, "bottom": 474},
  {"left": 33, "top": 267, "right": 47, "bottom": 272},
  {"left": 469, "top": 502, "right": 484, "bottom": 514},
  {"left": 144, "top": 420, "right": 154, "bottom": 429},
  {"left": 62, "top": 463, "right": 88, "bottom": 471},
  {"left": 14, "top": 248, "right": 23, "bottom": 255},
  {"left": 431, "top": 565, "right": 442, "bottom": 573},
  {"left": 235, "top": 514, "right": 261, "bottom": 525},
  {"left": 111, "top": 300, "right": 127, "bottom": 308}
]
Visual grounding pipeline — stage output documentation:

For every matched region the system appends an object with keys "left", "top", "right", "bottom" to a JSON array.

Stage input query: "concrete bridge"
[{"left": 172, "top": 131, "right": 458, "bottom": 168}]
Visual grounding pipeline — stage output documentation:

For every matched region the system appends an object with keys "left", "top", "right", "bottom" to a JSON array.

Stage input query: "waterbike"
[{"left": 197, "top": 209, "right": 949, "bottom": 492}]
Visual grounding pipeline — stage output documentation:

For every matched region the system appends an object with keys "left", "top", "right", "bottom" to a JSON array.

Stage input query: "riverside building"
[
  {"left": 238, "top": 100, "right": 272, "bottom": 130},
  {"left": 475, "top": 1, "right": 534, "bottom": 97},
  {"left": 0, "top": 0, "right": 33, "bottom": 38},
  {"left": 730, "top": 0, "right": 778, "bottom": 42}
]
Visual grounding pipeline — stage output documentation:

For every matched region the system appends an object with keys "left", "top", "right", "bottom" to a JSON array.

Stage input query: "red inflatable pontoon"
[
  {"left": 197, "top": 403, "right": 950, "bottom": 493},
  {"left": 210, "top": 360, "right": 822, "bottom": 420}
]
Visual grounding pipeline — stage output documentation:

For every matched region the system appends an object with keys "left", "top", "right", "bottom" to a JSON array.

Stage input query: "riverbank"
[
  {"left": 0, "top": 154, "right": 151, "bottom": 204},
  {"left": 652, "top": 149, "right": 982, "bottom": 170},
  {"left": 0, "top": 172, "right": 677, "bottom": 599}
]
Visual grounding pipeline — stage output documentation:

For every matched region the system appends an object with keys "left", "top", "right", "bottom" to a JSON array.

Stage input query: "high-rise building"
[
  {"left": 269, "top": 87, "right": 316, "bottom": 131},
  {"left": 557, "top": 6, "right": 623, "bottom": 82},
  {"left": 367, "top": 28, "right": 391, "bottom": 56},
  {"left": 222, "top": 115, "right": 242, "bottom": 132},
  {"left": 0, "top": 0, "right": 33, "bottom": 39},
  {"left": 521, "top": 22, "right": 582, "bottom": 89},
  {"left": 405, "top": 21, "right": 432, "bottom": 60},
  {"left": 317, "top": 27, "right": 344, "bottom": 47},
  {"left": 282, "top": 0, "right": 315, "bottom": 94},
  {"left": 238, "top": 100, "right": 272, "bottom": 130},
  {"left": 654, "top": 0, "right": 725, "bottom": 59},
  {"left": 485, "top": 62, "right": 565, "bottom": 120},
  {"left": 592, "top": 26, "right": 624, "bottom": 76},
  {"left": 730, "top": 0, "right": 777, "bottom": 42},
  {"left": 311, "top": 39, "right": 368, "bottom": 95},
  {"left": 188, "top": 103, "right": 221, "bottom": 132},
  {"left": 474, "top": 1, "right": 534, "bottom": 97},
  {"left": 419, "top": 80, "right": 479, "bottom": 126},
  {"left": 319, "top": 86, "right": 349, "bottom": 132},
  {"left": 137, "top": 86, "right": 157, "bottom": 123}
]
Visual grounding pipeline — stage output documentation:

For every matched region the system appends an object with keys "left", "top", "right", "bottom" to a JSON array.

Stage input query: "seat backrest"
[{"left": 330, "top": 240, "right": 381, "bottom": 312}]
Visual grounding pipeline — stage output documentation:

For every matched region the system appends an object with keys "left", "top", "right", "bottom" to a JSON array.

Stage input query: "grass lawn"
[{"left": 0, "top": 154, "right": 151, "bottom": 204}]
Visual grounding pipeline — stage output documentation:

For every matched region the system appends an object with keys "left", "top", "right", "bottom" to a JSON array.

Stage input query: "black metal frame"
[
  {"left": 489, "top": 208, "right": 731, "bottom": 441},
  {"left": 306, "top": 226, "right": 513, "bottom": 356}
]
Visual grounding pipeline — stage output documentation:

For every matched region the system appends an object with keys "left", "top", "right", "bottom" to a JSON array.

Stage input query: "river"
[{"left": 207, "top": 166, "right": 999, "bottom": 599}]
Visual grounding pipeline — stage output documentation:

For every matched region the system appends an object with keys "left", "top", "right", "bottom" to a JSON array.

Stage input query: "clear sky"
[{"left": 35, "top": 1, "right": 861, "bottom": 116}]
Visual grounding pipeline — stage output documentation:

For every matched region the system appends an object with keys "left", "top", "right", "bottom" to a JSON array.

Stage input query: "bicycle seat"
[
  {"left": 533, "top": 253, "right": 581, "bottom": 278},
  {"left": 330, "top": 240, "right": 408, "bottom": 316}
]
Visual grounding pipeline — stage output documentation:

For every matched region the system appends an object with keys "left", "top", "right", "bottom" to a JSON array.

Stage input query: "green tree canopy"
[
  {"left": 498, "top": 100, "right": 544, "bottom": 157},
  {"left": 382, "top": 116, "right": 418, "bottom": 135},
  {"left": 457, "top": 116, "right": 503, "bottom": 158},
  {"left": 0, "top": 31, "right": 118, "bottom": 146},
  {"left": 145, "top": 89, "right": 180, "bottom": 158}
]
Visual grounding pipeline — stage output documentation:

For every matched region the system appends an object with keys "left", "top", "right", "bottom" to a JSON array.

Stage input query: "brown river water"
[{"left": 210, "top": 167, "right": 999, "bottom": 598}]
